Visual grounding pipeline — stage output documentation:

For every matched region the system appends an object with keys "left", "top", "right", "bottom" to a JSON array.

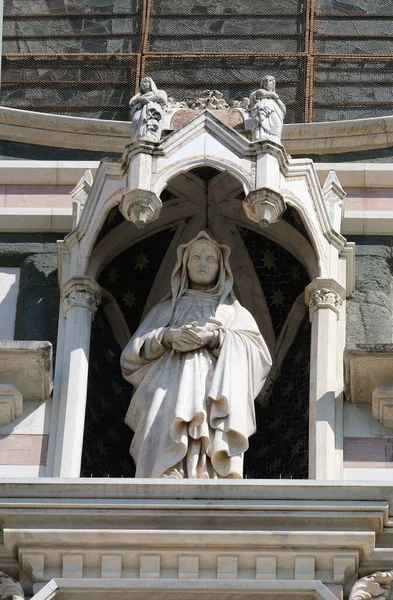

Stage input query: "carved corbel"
[
  {"left": 243, "top": 187, "right": 286, "bottom": 228},
  {"left": 119, "top": 189, "right": 162, "bottom": 229},
  {"left": 0, "top": 571, "right": 24, "bottom": 600},
  {"left": 305, "top": 278, "right": 345, "bottom": 319},
  {"left": 349, "top": 571, "right": 393, "bottom": 600},
  {"left": 61, "top": 276, "right": 101, "bottom": 319}
]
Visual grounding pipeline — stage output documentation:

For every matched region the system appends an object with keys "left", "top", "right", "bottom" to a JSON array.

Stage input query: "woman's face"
[
  {"left": 187, "top": 240, "right": 220, "bottom": 288},
  {"left": 263, "top": 76, "right": 275, "bottom": 91},
  {"left": 140, "top": 78, "right": 151, "bottom": 92}
]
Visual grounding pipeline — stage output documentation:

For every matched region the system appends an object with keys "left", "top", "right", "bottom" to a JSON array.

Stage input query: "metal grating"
[{"left": 2, "top": 0, "right": 393, "bottom": 122}]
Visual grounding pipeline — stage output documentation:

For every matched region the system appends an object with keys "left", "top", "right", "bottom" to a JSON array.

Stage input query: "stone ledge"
[
  {"left": 32, "top": 578, "right": 338, "bottom": 600},
  {"left": 1, "top": 105, "right": 393, "bottom": 157},
  {"left": 345, "top": 345, "right": 393, "bottom": 404}
]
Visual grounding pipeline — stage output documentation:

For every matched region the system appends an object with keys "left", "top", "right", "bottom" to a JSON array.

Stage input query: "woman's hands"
[{"left": 163, "top": 321, "right": 220, "bottom": 352}]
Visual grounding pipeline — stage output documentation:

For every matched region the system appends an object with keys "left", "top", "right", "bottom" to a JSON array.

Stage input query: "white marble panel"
[
  {"left": 0, "top": 268, "right": 20, "bottom": 339},
  {"left": 344, "top": 467, "right": 393, "bottom": 480}
]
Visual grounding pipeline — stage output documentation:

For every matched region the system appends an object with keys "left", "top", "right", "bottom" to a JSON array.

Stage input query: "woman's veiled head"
[
  {"left": 186, "top": 239, "right": 220, "bottom": 290},
  {"left": 169, "top": 231, "right": 234, "bottom": 312},
  {"left": 140, "top": 77, "right": 154, "bottom": 94}
]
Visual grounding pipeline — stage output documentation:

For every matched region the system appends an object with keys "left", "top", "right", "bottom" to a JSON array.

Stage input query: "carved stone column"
[
  {"left": 53, "top": 277, "right": 101, "bottom": 477},
  {"left": 305, "top": 278, "right": 345, "bottom": 479},
  {"left": 349, "top": 571, "right": 393, "bottom": 600}
]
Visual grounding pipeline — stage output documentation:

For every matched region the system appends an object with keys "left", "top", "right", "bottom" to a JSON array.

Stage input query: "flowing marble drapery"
[{"left": 121, "top": 232, "right": 272, "bottom": 479}]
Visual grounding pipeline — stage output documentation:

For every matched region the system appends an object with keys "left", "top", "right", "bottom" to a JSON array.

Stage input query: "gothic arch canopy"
[{"left": 53, "top": 109, "right": 354, "bottom": 480}]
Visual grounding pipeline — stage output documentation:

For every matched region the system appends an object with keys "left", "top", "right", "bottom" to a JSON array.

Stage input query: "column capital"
[
  {"left": 305, "top": 277, "right": 345, "bottom": 318},
  {"left": 61, "top": 276, "right": 101, "bottom": 317}
]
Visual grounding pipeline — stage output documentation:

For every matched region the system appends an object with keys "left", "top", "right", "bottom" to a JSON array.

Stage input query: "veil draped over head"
[
  {"left": 139, "top": 76, "right": 156, "bottom": 95},
  {"left": 120, "top": 230, "right": 272, "bottom": 479},
  {"left": 168, "top": 230, "right": 234, "bottom": 318}
]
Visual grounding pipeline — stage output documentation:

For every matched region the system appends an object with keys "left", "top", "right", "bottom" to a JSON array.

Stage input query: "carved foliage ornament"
[
  {"left": 350, "top": 571, "right": 393, "bottom": 600},
  {"left": 0, "top": 572, "right": 24, "bottom": 600},
  {"left": 62, "top": 277, "right": 101, "bottom": 317},
  {"left": 308, "top": 287, "right": 343, "bottom": 314}
]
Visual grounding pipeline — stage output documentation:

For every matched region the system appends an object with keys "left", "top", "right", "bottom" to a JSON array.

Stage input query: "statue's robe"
[
  {"left": 121, "top": 290, "right": 272, "bottom": 478},
  {"left": 250, "top": 93, "right": 285, "bottom": 143}
]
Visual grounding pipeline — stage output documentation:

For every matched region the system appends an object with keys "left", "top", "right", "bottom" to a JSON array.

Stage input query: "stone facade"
[{"left": 0, "top": 57, "right": 393, "bottom": 600}]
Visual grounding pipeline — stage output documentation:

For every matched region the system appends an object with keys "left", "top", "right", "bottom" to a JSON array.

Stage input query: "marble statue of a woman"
[
  {"left": 129, "top": 76, "right": 167, "bottom": 142},
  {"left": 249, "top": 74, "right": 286, "bottom": 144},
  {"left": 121, "top": 232, "right": 272, "bottom": 479}
]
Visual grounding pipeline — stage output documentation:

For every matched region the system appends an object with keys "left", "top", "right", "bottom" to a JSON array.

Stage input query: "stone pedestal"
[
  {"left": 120, "top": 141, "right": 162, "bottom": 228},
  {"left": 243, "top": 141, "right": 287, "bottom": 227}
]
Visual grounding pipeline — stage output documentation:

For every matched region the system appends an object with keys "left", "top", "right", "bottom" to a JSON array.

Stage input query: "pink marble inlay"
[
  {"left": 345, "top": 188, "right": 393, "bottom": 212},
  {"left": 344, "top": 437, "right": 393, "bottom": 468},
  {"left": 4, "top": 185, "right": 72, "bottom": 208},
  {"left": 0, "top": 434, "right": 48, "bottom": 465}
]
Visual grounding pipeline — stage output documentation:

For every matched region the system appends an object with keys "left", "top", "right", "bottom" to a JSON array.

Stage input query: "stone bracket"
[
  {"left": 0, "top": 384, "right": 23, "bottom": 426},
  {"left": 372, "top": 386, "right": 393, "bottom": 429}
]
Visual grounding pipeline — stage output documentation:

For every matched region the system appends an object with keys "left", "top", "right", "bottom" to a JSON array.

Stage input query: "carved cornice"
[
  {"left": 61, "top": 276, "right": 101, "bottom": 318},
  {"left": 349, "top": 571, "right": 393, "bottom": 600},
  {"left": 305, "top": 278, "right": 345, "bottom": 318}
]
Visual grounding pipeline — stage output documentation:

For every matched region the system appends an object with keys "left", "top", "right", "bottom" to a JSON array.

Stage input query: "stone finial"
[
  {"left": 70, "top": 169, "right": 93, "bottom": 206},
  {"left": 249, "top": 75, "right": 286, "bottom": 144},
  {"left": 349, "top": 571, "right": 393, "bottom": 600},
  {"left": 191, "top": 90, "right": 229, "bottom": 110},
  {"left": 322, "top": 170, "right": 346, "bottom": 234},
  {"left": 0, "top": 572, "right": 24, "bottom": 600},
  {"left": 61, "top": 277, "right": 101, "bottom": 318},
  {"left": 130, "top": 76, "right": 167, "bottom": 143}
]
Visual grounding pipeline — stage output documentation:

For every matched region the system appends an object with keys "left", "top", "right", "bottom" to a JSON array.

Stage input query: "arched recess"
[{"left": 81, "top": 166, "right": 315, "bottom": 478}]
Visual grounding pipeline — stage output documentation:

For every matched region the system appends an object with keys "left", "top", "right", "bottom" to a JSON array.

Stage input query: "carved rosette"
[
  {"left": 0, "top": 571, "right": 25, "bottom": 600},
  {"left": 349, "top": 571, "right": 393, "bottom": 600},
  {"left": 305, "top": 278, "right": 345, "bottom": 318},
  {"left": 61, "top": 277, "right": 101, "bottom": 319}
]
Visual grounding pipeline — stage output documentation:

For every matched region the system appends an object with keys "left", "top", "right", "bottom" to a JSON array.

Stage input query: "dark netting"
[
  {"left": 145, "top": 56, "right": 307, "bottom": 123},
  {"left": 316, "top": 0, "right": 393, "bottom": 15},
  {"left": 314, "top": 58, "right": 393, "bottom": 122},
  {"left": 1, "top": 54, "right": 137, "bottom": 119},
  {"left": 149, "top": 0, "right": 306, "bottom": 53},
  {"left": 3, "top": 0, "right": 393, "bottom": 123},
  {"left": 2, "top": 0, "right": 141, "bottom": 118}
]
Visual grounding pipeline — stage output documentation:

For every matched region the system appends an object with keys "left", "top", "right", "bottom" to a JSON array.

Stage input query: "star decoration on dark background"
[{"left": 82, "top": 225, "right": 310, "bottom": 479}]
